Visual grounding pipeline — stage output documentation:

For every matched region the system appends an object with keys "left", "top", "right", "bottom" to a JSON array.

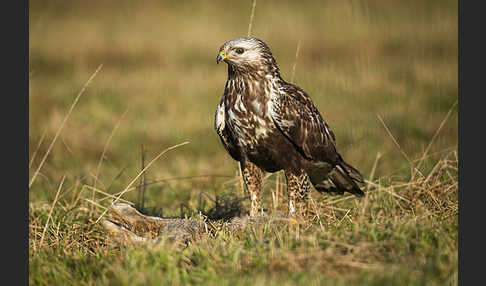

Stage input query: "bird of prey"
[{"left": 214, "top": 37, "right": 364, "bottom": 218}]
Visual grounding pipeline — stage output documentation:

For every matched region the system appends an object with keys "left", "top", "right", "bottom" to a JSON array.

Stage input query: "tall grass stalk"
[
  {"left": 29, "top": 64, "right": 103, "bottom": 189},
  {"left": 94, "top": 141, "right": 190, "bottom": 224}
]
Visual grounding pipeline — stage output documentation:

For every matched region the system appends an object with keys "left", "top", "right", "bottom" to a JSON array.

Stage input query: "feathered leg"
[
  {"left": 285, "top": 169, "right": 311, "bottom": 218},
  {"left": 240, "top": 161, "right": 264, "bottom": 217}
]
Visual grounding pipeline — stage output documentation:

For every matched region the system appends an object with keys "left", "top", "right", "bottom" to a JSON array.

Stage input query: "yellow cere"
[{"left": 220, "top": 49, "right": 239, "bottom": 60}]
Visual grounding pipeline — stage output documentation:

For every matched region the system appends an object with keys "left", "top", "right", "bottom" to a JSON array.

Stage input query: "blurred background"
[{"left": 29, "top": 0, "right": 457, "bottom": 214}]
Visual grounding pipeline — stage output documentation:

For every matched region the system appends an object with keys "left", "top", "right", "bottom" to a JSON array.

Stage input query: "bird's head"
[{"left": 216, "top": 37, "right": 279, "bottom": 75}]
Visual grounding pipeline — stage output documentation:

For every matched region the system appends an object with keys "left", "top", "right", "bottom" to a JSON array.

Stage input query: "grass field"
[{"left": 29, "top": 0, "right": 458, "bottom": 285}]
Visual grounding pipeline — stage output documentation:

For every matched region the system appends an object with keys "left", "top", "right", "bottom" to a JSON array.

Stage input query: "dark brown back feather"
[{"left": 271, "top": 82, "right": 340, "bottom": 165}]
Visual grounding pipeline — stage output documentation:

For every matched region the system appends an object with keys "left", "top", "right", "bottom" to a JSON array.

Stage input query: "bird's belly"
[
  {"left": 226, "top": 107, "right": 272, "bottom": 145},
  {"left": 227, "top": 113, "right": 301, "bottom": 172}
]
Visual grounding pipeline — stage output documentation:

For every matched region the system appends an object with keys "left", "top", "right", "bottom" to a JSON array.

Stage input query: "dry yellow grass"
[{"left": 29, "top": 1, "right": 457, "bottom": 285}]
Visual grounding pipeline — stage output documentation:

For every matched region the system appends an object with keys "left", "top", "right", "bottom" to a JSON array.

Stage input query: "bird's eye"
[{"left": 235, "top": 48, "right": 244, "bottom": 54}]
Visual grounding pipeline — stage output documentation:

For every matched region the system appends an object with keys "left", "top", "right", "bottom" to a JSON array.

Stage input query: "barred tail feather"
[
  {"left": 339, "top": 160, "right": 364, "bottom": 183},
  {"left": 309, "top": 161, "right": 364, "bottom": 197},
  {"left": 330, "top": 164, "right": 364, "bottom": 196}
]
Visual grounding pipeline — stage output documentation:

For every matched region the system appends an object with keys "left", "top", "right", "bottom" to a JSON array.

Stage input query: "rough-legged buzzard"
[{"left": 214, "top": 37, "right": 364, "bottom": 217}]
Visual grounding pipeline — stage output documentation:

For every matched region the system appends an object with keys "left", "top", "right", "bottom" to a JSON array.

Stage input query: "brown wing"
[{"left": 271, "top": 83, "right": 340, "bottom": 164}]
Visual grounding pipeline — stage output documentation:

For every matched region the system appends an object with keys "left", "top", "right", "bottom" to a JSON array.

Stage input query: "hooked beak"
[{"left": 216, "top": 50, "right": 226, "bottom": 64}]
